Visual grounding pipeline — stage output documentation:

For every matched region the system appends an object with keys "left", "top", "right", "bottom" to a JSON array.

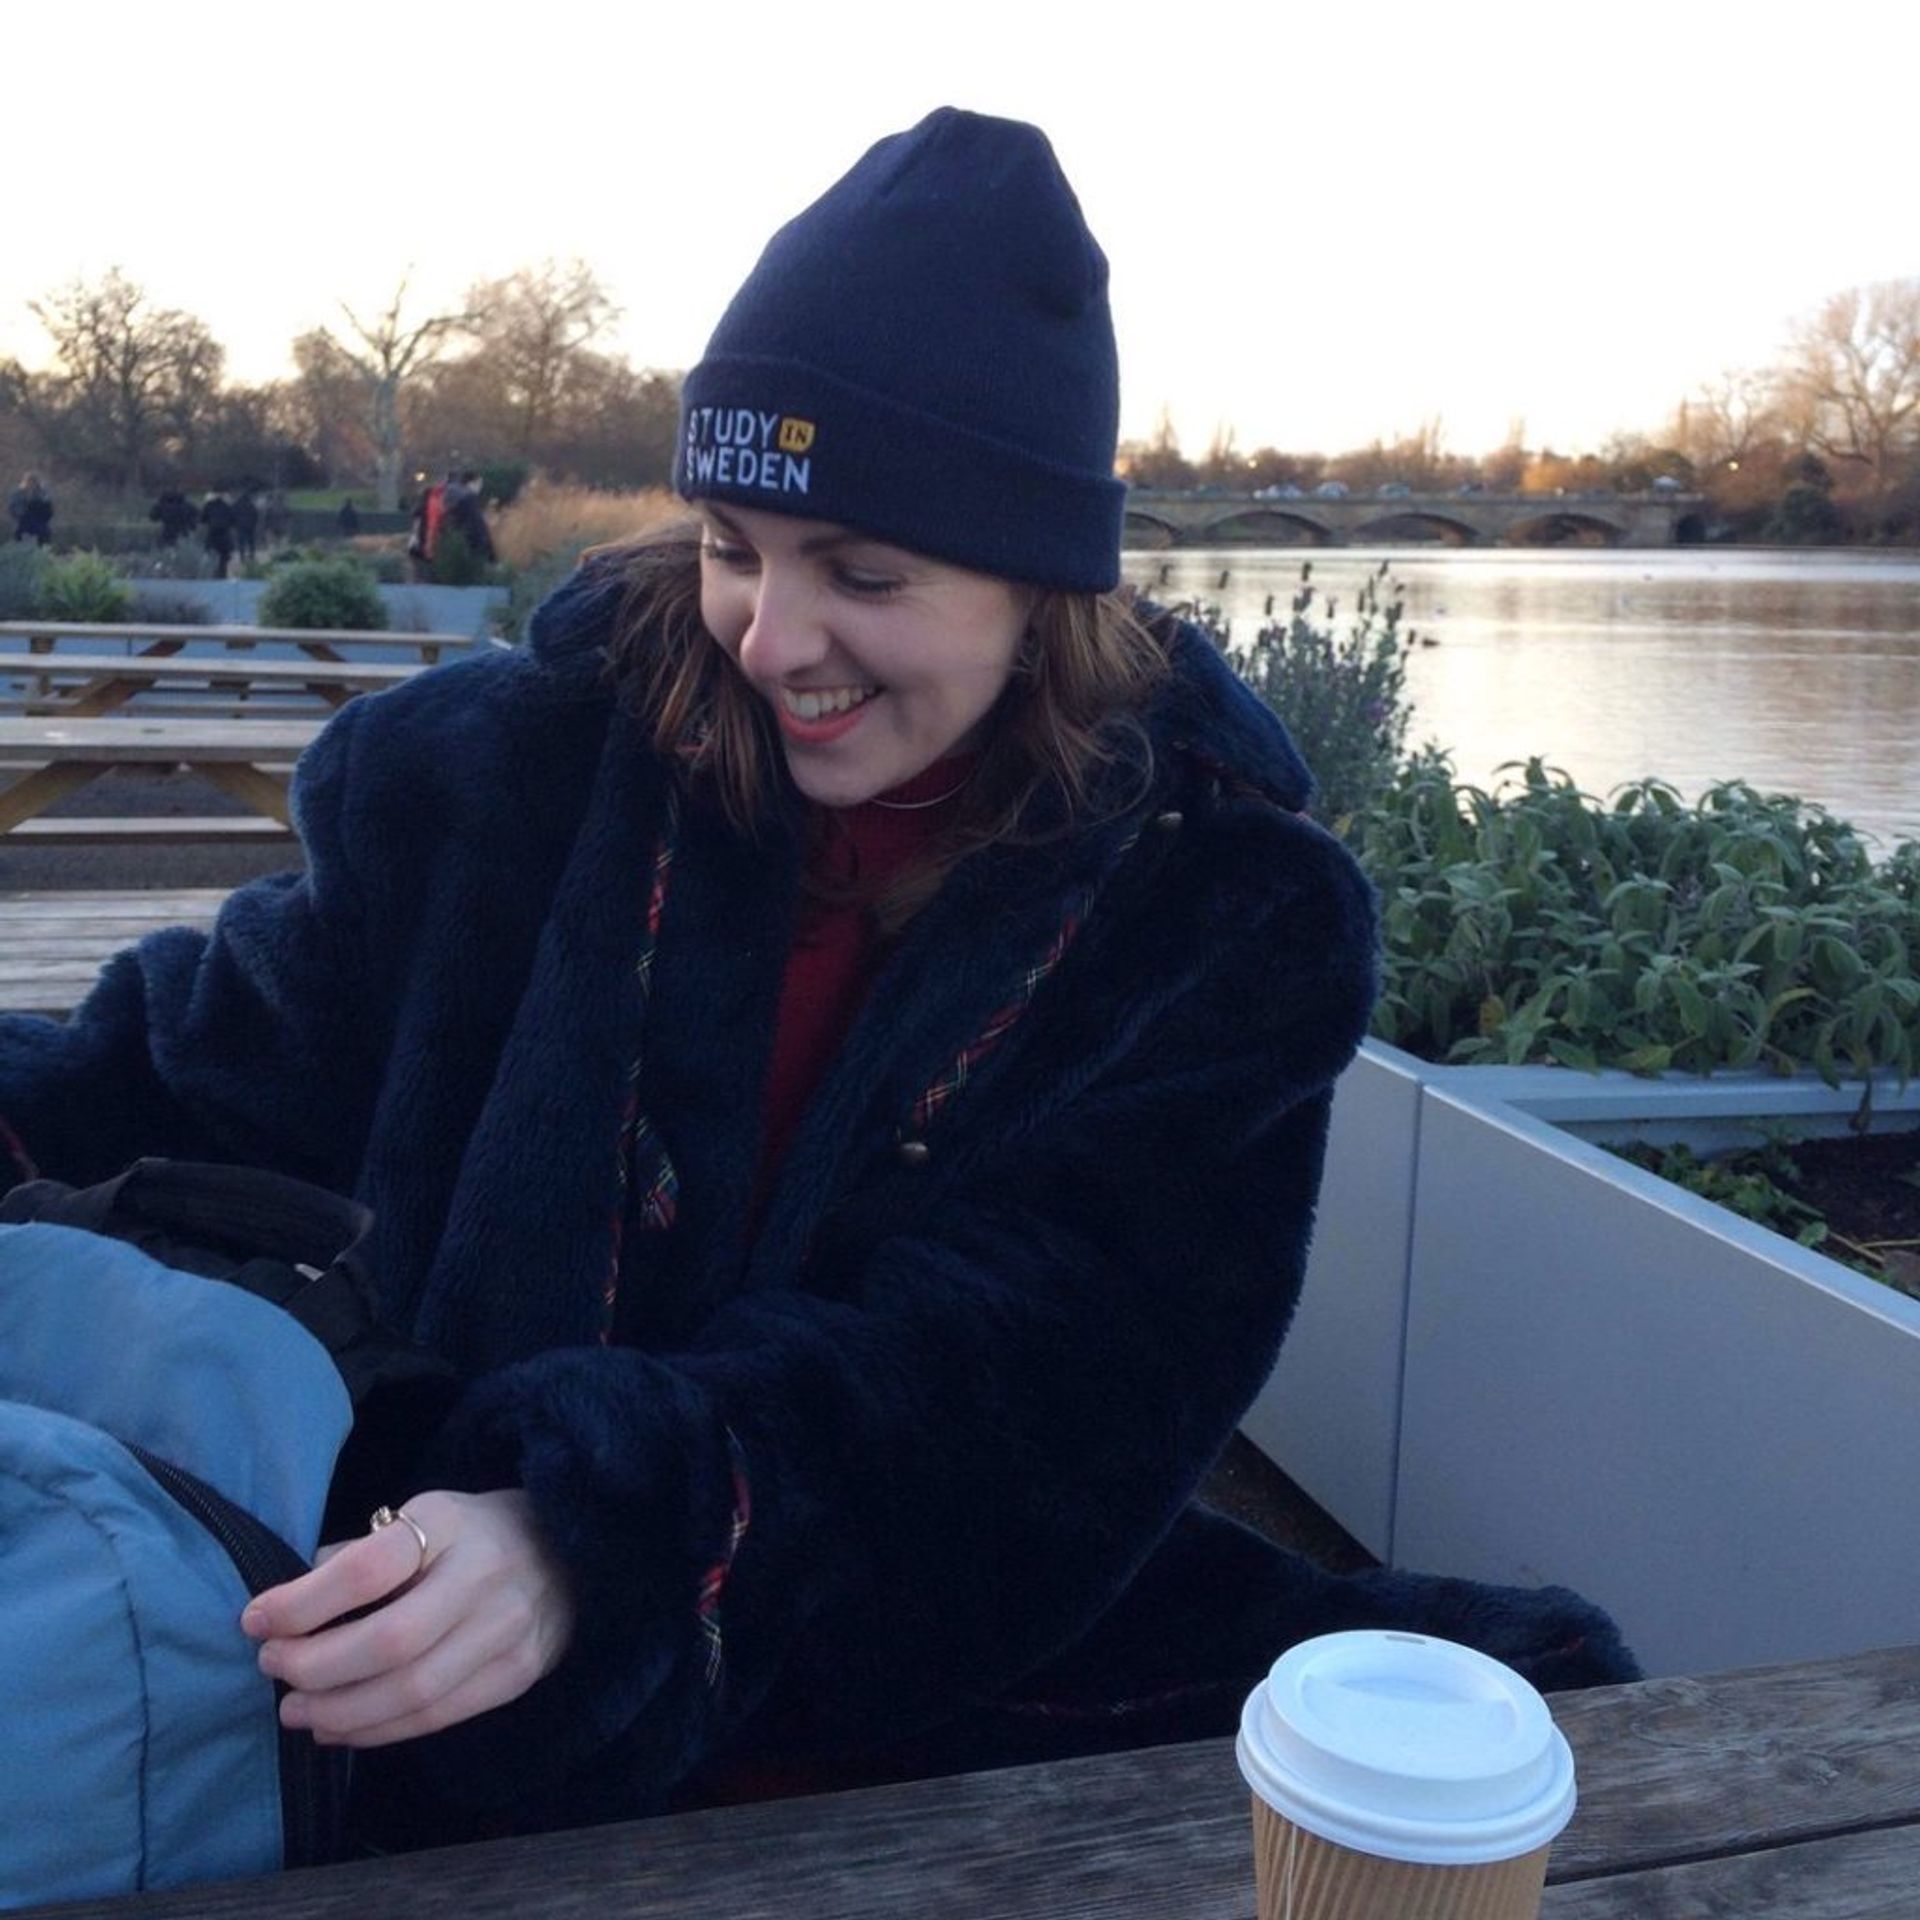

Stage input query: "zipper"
[{"left": 128, "top": 1444, "right": 350, "bottom": 1868}]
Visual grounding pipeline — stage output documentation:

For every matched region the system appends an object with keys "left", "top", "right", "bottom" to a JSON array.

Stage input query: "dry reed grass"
[{"left": 491, "top": 479, "right": 685, "bottom": 568}]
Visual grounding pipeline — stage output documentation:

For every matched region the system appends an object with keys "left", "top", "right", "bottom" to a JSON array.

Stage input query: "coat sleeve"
[
  {"left": 0, "top": 694, "right": 392, "bottom": 1191},
  {"left": 415, "top": 803, "right": 1381, "bottom": 1816}
]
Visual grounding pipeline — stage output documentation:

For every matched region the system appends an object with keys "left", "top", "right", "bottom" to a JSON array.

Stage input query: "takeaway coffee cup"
[{"left": 1236, "top": 1630, "right": 1576, "bottom": 1920}]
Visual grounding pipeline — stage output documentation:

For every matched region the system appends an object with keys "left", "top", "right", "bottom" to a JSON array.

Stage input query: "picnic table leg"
[
  {"left": 0, "top": 762, "right": 114, "bottom": 834},
  {"left": 196, "top": 762, "right": 295, "bottom": 824},
  {"left": 62, "top": 679, "right": 145, "bottom": 718}
]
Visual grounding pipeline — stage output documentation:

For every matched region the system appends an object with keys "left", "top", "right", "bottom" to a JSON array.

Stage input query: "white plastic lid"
[{"left": 1235, "top": 1631, "right": 1576, "bottom": 1865}]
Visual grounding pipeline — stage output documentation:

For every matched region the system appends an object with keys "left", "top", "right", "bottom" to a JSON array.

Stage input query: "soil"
[{"left": 1773, "top": 1126, "right": 1920, "bottom": 1293}]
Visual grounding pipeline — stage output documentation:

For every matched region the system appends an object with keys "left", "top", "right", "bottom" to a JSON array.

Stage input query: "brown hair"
[{"left": 602, "top": 516, "right": 1168, "bottom": 925}]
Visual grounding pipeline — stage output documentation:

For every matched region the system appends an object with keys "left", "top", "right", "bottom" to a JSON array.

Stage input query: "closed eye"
[
  {"left": 700, "top": 539, "right": 757, "bottom": 571},
  {"left": 831, "top": 564, "right": 904, "bottom": 598}
]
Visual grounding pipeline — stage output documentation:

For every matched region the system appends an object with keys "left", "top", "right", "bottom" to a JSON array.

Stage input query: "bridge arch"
[
  {"left": 1194, "top": 508, "right": 1334, "bottom": 546},
  {"left": 1502, "top": 510, "right": 1629, "bottom": 547},
  {"left": 1350, "top": 511, "right": 1480, "bottom": 546},
  {"left": 1120, "top": 510, "right": 1179, "bottom": 548}
]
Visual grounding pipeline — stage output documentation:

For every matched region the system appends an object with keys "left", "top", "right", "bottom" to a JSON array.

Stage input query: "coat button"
[
  {"left": 897, "top": 1138, "right": 932, "bottom": 1168},
  {"left": 1153, "top": 809, "right": 1184, "bottom": 832}
]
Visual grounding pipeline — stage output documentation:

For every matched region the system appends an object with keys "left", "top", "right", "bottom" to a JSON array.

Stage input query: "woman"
[{"left": 0, "top": 110, "right": 1627, "bottom": 1841}]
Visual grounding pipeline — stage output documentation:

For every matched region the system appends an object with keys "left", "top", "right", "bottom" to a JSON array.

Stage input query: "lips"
[{"left": 776, "top": 684, "right": 879, "bottom": 745}]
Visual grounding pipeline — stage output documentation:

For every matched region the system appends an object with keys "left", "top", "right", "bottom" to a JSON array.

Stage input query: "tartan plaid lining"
[
  {"left": 696, "top": 1428, "right": 753, "bottom": 1691},
  {"left": 602, "top": 793, "right": 682, "bottom": 1340},
  {"left": 904, "top": 821, "right": 1145, "bottom": 1144}
]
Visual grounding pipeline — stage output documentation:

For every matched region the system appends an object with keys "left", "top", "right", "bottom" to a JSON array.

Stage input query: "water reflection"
[{"left": 1125, "top": 548, "right": 1920, "bottom": 846}]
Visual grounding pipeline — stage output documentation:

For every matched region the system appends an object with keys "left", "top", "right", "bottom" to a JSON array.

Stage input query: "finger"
[
  {"left": 242, "top": 1522, "right": 427, "bottom": 1640},
  {"left": 258, "top": 1577, "right": 463, "bottom": 1695},
  {"left": 282, "top": 1605, "right": 534, "bottom": 1744}
]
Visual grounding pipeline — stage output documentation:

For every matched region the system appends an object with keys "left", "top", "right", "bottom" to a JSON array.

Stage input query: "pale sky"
[{"left": 4, "top": 0, "right": 1914, "bottom": 459}]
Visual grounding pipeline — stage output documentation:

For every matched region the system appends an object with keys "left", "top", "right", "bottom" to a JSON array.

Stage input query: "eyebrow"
[{"left": 703, "top": 505, "right": 896, "bottom": 560}]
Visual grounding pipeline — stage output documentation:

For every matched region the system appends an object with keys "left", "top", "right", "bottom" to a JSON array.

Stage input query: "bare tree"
[
  {"left": 459, "top": 260, "right": 620, "bottom": 460},
  {"left": 18, "top": 268, "right": 224, "bottom": 489},
  {"left": 1673, "top": 369, "right": 1780, "bottom": 473},
  {"left": 321, "top": 280, "right": 470, "bottom": 510},
  {"left": 1781, "top": 279, "right": 1920, "bottom": 507}
]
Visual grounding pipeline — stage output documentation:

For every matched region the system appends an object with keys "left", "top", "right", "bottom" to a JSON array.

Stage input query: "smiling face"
[{"left": 697, "top": 503, "right": 1030, "bottom": 809}]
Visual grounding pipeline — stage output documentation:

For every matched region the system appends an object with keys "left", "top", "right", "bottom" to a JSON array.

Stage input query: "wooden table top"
[
  {"left": 0, "top": 654, "right": 416, "bottom": 686},
  {"left": 0, "top": 622, "right": 474, "bottom": 654},
  {"left": 24, "top": 1644, "right": 1920, "bottom": 1918},
  {"left": 0, "top": 717, "right": 324, "bottom": 763}
]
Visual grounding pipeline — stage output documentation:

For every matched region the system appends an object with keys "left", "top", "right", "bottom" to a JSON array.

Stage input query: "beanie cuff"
[{"left": 675, "top": 356, "right": 1124, "bottom": 593}]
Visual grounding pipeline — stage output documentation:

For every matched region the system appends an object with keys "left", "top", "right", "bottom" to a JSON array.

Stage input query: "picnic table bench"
[
  {"left": 0, "top": 717, "right": 323, "bottom": 838},
  {"left": 0, "top": 653, "right": 416, "bottom": 717},
  {"left": 0, "top": 620, "right": 475, "bottom": 667},
  {"left": 18, "top": 1643, "right": 1920, "bottom": 1917}
]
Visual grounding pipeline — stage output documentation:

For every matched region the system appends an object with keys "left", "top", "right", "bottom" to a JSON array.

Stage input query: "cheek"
[{"left": 698, "top": 575, "right": 748, "bottom": 656}]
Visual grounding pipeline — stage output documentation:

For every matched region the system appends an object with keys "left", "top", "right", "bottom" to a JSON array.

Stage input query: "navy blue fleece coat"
[{"left": 0, "top": 560, "right": 1403, "bottom": 1822}]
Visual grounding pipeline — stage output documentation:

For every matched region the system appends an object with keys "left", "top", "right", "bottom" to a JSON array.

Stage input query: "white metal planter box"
[{"left": 1242, "top": 1041, "right": 1920, "bottom": 1678}]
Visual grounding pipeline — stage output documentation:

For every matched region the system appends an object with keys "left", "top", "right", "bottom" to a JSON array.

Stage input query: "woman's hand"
[{"left": 240, "top": 1488, "right": 576, "bottom": 1746}]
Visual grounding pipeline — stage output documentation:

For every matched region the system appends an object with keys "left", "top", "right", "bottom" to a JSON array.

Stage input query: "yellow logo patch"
[{"left": 777, "top": 417, "right": 816, "bottom": 454}]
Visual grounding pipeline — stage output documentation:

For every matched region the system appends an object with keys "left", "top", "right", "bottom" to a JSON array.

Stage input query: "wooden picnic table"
[
  {"left": 0, "top": 621, "right": 475, "bottom": 667},
  {"left": 22, "top": 1644, "right": 1920, "bottom": 1917},
  {"left": 0, "top": 653, "right": 416, "bottom": 717},
  {"left": 0, "top": 716, "right": 322, "bottom": 835}
]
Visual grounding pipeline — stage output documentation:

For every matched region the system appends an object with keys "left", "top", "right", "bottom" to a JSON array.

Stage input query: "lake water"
[{"left": 1122, "top": 547, "right": 1920, "bottom": 848}]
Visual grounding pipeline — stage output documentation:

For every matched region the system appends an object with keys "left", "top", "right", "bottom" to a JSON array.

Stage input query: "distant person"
[
  {"left": 200, "top": 490, "right": 237, "bottom": 579},
  {"left": 444, "top": 470, "right": 495, "bottom": 564},
  {"left": 263, "top": 489, "right": 292, "bottom": 543},
  {"left": 9, "top": 473, "right": 53, "bottom": 545},
  {"left": 149, "top": 488, "right": 198, "bottom": 548},
  {"left": 233, "top": 489, "right": 260, "bottom": 563},
  {"left": 406, "top": 474, "right": 451, "bottom": 579},
  {"left": 337, "top": 498, "right": 361, "bottom": 536}
]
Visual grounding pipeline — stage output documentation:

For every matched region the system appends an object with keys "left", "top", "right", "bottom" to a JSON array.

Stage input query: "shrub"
[
  {"left": 490, "top": 478, "right": 681, "bottom": 571},
  {"left": 40, "top": 551, "right": 133, "bottom": 622},
  {"left": 257, "top": 557, "right": 387, "bottom": 631},
  {"left": 1229, "top": 562, "right": 1415, "bottom": 825},
  {"left": 127, "top": 586, "right": 215, "bottom": 625},
  {"left": 1355, "top": 753, "right": 1920, "bottom": 1084},
  {"left": 428, "top": 526, "right": 493, "bottom": 587},
  {"left": 0, "top": 542, "right": 48, "bottom": 618}
]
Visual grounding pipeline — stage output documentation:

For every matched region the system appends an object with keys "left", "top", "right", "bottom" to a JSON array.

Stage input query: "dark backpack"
[{"left": 0, "top": 1160, "right": 457, "bottom": 1904}]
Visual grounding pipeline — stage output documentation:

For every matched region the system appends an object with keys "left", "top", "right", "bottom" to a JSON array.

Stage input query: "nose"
[{"left": 734, "top": 566, "right": 829, "bottom": 682}]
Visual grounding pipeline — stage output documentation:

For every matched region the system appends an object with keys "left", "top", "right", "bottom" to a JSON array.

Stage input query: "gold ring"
[{"left": 369, "top": 1504, "right": 430, "bottom": 1571}]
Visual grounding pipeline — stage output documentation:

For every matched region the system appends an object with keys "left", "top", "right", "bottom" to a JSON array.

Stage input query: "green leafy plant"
[
  {"left": 256, "top": 557, "right": 387, "bottom": 631},
  {"left": 1355, "top": 753, "right": 1920, "bottom": 1084},
  {"left": 0, "top": 542, "right": 49, "bottom": 619},
  {"left": 39, "top": 551, "right": 133, "bottom": 622},
  {"left": 428, "top": 527, "right": 493, "bottom": 587},
  {"left": 1230, "top": 561, "right": 1415, "bottom": 824}
]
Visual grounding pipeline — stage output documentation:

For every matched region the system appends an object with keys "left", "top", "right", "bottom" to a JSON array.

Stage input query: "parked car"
[
  {"left": 1377, "top": 482, "right": 1412, "bottom": 498},
  {"left": 1313, "top": 480, "right": 1350, "bottom": 499}
]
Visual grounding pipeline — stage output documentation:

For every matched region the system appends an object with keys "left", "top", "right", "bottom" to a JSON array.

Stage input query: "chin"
[{"left": 782, "top": 755, "right": 882, "bottom": 811}]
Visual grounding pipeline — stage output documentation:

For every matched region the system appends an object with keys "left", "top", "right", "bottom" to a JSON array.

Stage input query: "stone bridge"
[{"left": 1123, "top": 488, "right": 1709, "bottom": 548}]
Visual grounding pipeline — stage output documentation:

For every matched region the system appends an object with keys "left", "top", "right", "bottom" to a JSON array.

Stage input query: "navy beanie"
[{"left": 675, "top": 108, "right": 1124, "bottom": 593}]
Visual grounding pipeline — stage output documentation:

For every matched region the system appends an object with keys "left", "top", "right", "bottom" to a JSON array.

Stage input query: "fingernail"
[{"left": 240, "top": 1603, "right": 267, "bottom": 1637}]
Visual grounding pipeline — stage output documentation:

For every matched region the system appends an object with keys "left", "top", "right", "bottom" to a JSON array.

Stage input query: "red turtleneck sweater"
[{"left": 758, "top": 757, "right": 971, "bottom": 1189}]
